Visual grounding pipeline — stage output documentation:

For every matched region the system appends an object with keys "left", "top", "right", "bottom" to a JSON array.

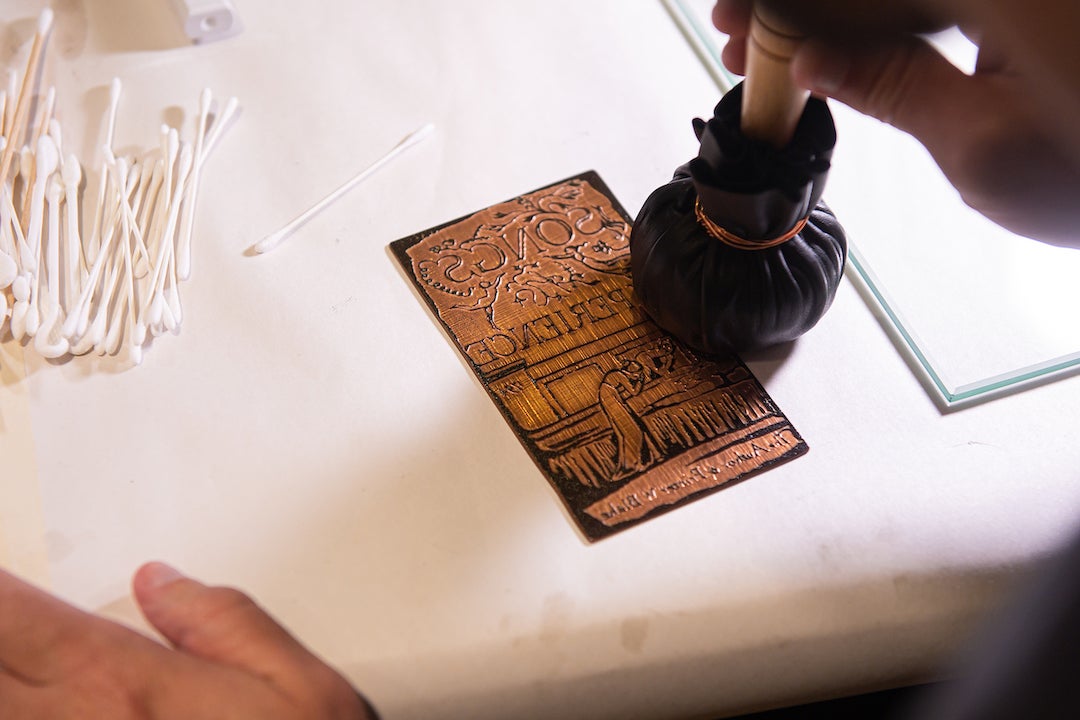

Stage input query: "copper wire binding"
[{"left": 694, "top": 198, "right": 807, "bottom": 250}]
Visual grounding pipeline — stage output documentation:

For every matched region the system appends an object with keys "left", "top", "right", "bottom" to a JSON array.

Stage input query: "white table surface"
[{"left": 3, "top": 2, "right": 1080, "bottom": 718}]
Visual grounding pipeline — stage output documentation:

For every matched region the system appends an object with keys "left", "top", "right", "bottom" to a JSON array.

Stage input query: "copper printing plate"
[{"left": 391, "top": 172, "right": 807, "bottom": 541}]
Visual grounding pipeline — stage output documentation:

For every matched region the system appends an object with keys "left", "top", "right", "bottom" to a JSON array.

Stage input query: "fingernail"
[{"left": 141, "top": 561, "right": 184, "bottom": 590}]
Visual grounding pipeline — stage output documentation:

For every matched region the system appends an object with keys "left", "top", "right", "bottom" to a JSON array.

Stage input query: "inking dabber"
[{"left": 252, "top": 123, "right": 434, "bottom": 254}]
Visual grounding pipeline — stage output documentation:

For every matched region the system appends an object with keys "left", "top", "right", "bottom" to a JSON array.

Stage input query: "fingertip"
[
  {"left": 721, "top": 36, "right": 748, "bottom": 77},
  {"left": 133, "top": 562, "right": 188, "bottom": 604},
  {"left": 791, "top": 40, "right": 849, "bottom": 96},
  {"left": 712, "top": 0, "right": 751, "bottom": 34}
]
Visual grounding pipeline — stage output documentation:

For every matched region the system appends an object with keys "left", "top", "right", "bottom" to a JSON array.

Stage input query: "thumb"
[
  {"left": 132, "top": 562, "right": 313, "bottom": 678},
  {"left": 791, "top": 35, "right": 978, "bottom": 155}
]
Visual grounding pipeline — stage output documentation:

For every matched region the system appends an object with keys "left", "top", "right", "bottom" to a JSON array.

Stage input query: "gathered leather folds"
[{"left": 630, "top": 82, "right": 847, "bottom": 353}]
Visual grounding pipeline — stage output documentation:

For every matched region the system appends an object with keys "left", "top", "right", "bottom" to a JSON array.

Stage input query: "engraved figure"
[
  {"left": 598, "top": 360, "right": 655, "bottom": 480},
  {"left": 635, "top": 337, "right": 676, "bottom": 381}
]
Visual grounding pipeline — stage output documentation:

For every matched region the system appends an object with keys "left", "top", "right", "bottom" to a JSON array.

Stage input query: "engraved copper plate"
[{"left": 391, "top": 171, "right": 807, "bottom": 541}]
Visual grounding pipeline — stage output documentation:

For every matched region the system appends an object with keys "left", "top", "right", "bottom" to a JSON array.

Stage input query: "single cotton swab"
[
  {"left": 0, "top": 182, "right": 32, "bottom": 275},
  {"left": 1, "top": 184, "right": 32, "bottom": 280},
  {"left": 0, "top": 243, "right": 16, "bottom": 289},
  {"left": 0, "top": 166, "right": 16, "bottom": 286},
  {"left": 199, "top": 95, "right": 239, "bottom": 162},
  {"left": 16, "top": 148, "right": 35, "bottom": 267},
  {"left": 175, "top": 88, "right": 212, "bottom": 280},
  {"left": 10, "top": 273, "right": 30, "bottom": 340},
  {"left": 86, "top": 78, "right": 123, "bottom": 264},
  {"left": 24, "top": 135, "right": 59, "bottom": 269},
  {"left": 61, "top": 153, "right": 85, "bottom": 303},
  {"left": 34, "top": 177, "right": 69, "bottom": 358},
  {"left": 252, "top": 123, "right": 434, "bottom": 254},
  {"left": 2, "top": 71, "right": 15, "bottom": 136}
]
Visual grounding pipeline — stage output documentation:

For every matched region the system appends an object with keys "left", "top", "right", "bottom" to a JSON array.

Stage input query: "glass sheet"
[{"left": 663, "top": 0, "right": 1080, "bottom": 407}]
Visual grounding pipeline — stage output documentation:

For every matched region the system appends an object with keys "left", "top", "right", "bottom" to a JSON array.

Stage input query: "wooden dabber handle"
[{"left": 740, "top": 4, "right": 810, "bottom": 148}]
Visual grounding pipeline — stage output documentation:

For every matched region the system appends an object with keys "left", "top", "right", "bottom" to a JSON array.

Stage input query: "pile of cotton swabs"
[{"left": 0, "top": 9, "right": 237, "bottom": 365}]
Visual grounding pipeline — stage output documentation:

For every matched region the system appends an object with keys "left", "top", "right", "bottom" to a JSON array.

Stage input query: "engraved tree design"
[{"left": 414, "top": 181, "right": 631, "bottom": 332}]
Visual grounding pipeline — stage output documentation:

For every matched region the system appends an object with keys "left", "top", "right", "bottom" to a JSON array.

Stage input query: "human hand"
[
  {"left": 0, "top": 563, "right": 378, "bottom": 719},
  {"left": 713, "top": 0, "right": 1080, "bottom": 246}
]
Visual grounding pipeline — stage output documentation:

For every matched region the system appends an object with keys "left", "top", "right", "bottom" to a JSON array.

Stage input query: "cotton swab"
[
  {"left": 70, "top": 153, "right": 140, "bottom": 350},
  {"left": 139, "top": 130, "right": 180, "bottom": 331},
  {"left": 127, "top": 153, "right": 158, "bottom": 276},
  {"left": 71, "top": 186, "right": 126, "bottom": 356},
  {"left": 21, "top": 85, "right": 56, "bottom": 221},
  {"left": 92, "top": 245, "right": 125, "bottom": 354},
  {"left": 63, "top": 168, "right": 125, "bottom": 340},
  {"left": 175, "top": 88, "right": 212, "bottom": 280},
  {"left": 74, "top": 245, "right": 120, "bottom": 355},
  {"left": 0, "top": 8, "right": 52, "bottom": 186},
  {"left": 143, "top": 143, "right": 193, "bottom": 335},
  {"left": 25, "top": 135, "right": 59, "bottom": 264},
  {"left": 34, "top": 177, "right": 69, "bottom": 358},
  {"left": 16, "top": 138, "right": 58, "bottom": 341},
  {"left": 251, "top": 122, "right": 434, "bottom": 254},
  {"left": 10, "top": 274, "right": 30, "bottom": 340},
  {"left": 2, "top": 71, "right": 15, "bottom": 136},
  {"left": 0, "top": 77, "right": 227, "bottom": 364},
  {"left": 24, "top": 251, "right": 41, "bottom": 338},
  {"left": 0, "top": 247, "right": 15, "bottom": 289},
  {"left": 44, "top": 176, "right": 64, "bottom": 311},
  {"left": 1, "top": 183, "right": 32, "bottom": 275},
  {"left": 162, "top": 230, "right": 182, "bottom": 329},
  {"left": 61, "top": 153, "right": 85, "bottom": 303},
  {"left": 199, "top": 95, "right": 239, "bottom": 162},
  {"left": 86, "top": 78, "right": 123, "bottom": 264},
  {"left": 48, "top": 117, "right": 62, "bottom": 154},
  {"left": 107, "top": 160, "right": 140, "bottom": 357},
  {"left": 103, "top": 156, "right": 146, "bottom": 352},
  {"left": 134, "top": 155, "right": 164, "bottom": 277},
  {"left": 0, "top": 29, "right": 229, "bottom": 365},
  {"left": 16, "top": 149, "right": 35, "bottom": 267},
  {"left": 0, "top": 180, "right": 16, "bottom": 285}
]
